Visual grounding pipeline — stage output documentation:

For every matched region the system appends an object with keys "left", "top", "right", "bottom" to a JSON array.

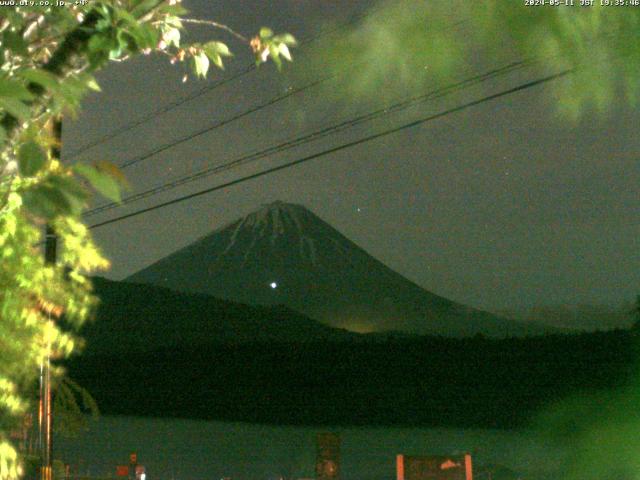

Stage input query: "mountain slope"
[
  {"left": 81, "top": 277, "right": 358, "bottom": 356},
  {"left": 127, "top": 201, "right": 549, "bottom": 337}
]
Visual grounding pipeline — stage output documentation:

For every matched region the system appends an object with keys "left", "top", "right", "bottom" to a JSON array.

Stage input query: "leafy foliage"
[
  {"left": 52, "top": 377, "right": 99, "bottom": 438},
  {"left": 0, "top": 3, "right": 294, "bottom": 479},
  {"left": 251, "top": 28, "right": 297, "bottom": 70},
  {"left": 317, "top": 0, "right": 640, "bottom": 117}
]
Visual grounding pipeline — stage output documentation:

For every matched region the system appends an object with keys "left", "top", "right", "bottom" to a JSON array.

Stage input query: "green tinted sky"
[{"left": 64, "top": 0, "right": 640, "bottom": 311}]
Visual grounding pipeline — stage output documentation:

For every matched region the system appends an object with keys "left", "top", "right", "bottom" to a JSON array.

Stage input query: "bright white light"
[
  {"left": 140, "top": 475, "right": 146, "bottom": 480},
  {"left": 270, "top": 282, "right": 277, "bottom": 289}
]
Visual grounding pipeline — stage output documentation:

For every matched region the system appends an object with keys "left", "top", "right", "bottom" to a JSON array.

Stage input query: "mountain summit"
[{"left": 127, "top": 201, "right": 545, "bottom": 337}]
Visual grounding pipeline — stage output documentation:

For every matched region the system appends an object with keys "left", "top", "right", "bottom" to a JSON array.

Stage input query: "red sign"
[
  {"left": 116, "top": 466, "right": 129, "bottom": 477},
  {"left": 396, "top": 454, "right": 473, "bottom": 480}
]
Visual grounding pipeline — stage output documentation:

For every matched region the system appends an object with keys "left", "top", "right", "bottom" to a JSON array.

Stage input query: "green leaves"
[
  {"left": 162, "top": 27, "right": 181, "bottom": 48},
  {"left": 185, "top": 41, "right": 234, "bottom": 78},
  {"left": 22, "top": 175, "right": 88, "bottom": 219},
  {"left": 160, "top": 15, "right": 182, "bottom": 49},
  {"left": 273, "top": 33, "right": 296, "bottom": 46},
  {"left": 202, "top": 41, "right": 232, "bottom": 69},
  {"left": 252, "top": 29, "right": 297, "bottom": 69},
  {"left": 156, "top": 3, "right": 188, "bottom": 16},
  {"left": 0, "top": 97, "right": 31, "bottom": 121},
  {"left": 17, "top": 141, "right": 47, "bottom": 177},
  {"left": 0, "top": 77, "right": 34, "bottom": 120},
  {"left": 87, "top": 33, "right": 118, "bottom": 68},
  {"left": 273, "top": 34, "right": 296, "bottom": 62},
  {"left": 192, "top": 51, "right": 210, "bottom": 78},
  {"left": 85, "top": 76, "right": 102, "bottom": 93},
  {"left": 130, "top": 0, "right": 165, "bottom": 18},
  {"left": 18, "top": 70, "right": 59, "bottom": 91},
  {"left": 86, "top": 5, "right": 160, "bottom": 67},
  {"left": 1, "top": 31, "right": 28, "bottom": 56},
  {"left": 0, "top": 78, "right": 33, "bottom": 101},
  {"left": 74, "top": 162, "right": 125, "bottom": 203},
  {"left": 52, "top": 73, "right": 101, "bottom": 117},
  {"left": 122, "top": 20, "right": 160, "bottom": 52},
  {"left": 47, "top": 174, "right": 90, "bottom": 215},
  {"left": 20, "top": 161, "right": 126, "bottom": 220}
]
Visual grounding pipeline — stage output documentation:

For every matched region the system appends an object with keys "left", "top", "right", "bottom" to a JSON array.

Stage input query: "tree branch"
[
  {"left": 1, "top": 9, "right": 102, "bottom": 138},
  {"left": 180, "top": 18, "right": 249, "bottom": 43}
]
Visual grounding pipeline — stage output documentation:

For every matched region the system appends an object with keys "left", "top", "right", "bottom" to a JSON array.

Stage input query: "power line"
[
  {"left": 102, "top": 17, "right": 471, "bottom": 173},
  {"left": 65, "top": 62, "right": 257, "bottom": 160},
  {"left": 118, "top": 71, "right": 341, "bottom": 169},
  {"left": 79, "top": 22, "right": 484, "bottom": 217},
  {"left": 84, "top": 61, "right": 529, "bottom": 217},
  {"left": 88, "top": 69, "right": 571, "bottom": 231},
  {"left": 65, "top": 5, "right": 384, "bottom": 160},
  {"left": 84, "top": 61, "right": 528, "bottom": 217}
]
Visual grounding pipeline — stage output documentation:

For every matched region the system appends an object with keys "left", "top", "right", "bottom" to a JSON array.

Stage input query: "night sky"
[{"left": 62, "top": 0, "right": 639, "bottom": 312}]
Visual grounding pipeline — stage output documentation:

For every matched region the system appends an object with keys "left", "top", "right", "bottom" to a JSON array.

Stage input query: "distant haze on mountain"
[
  {"left": 127, "top": 201, "right": 550, "bottom": 337},
  {"left": 495, "top": 303, "right": 635, "bottom": 332}
]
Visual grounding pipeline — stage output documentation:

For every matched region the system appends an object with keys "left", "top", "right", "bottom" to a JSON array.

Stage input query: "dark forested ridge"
[
  {"left": 66, "top": 277, "right": 639, "bottom": 429},
  {"left": 79, "top": 277, "right": 360, "bottom": 357},
  {"left": 68, "top": 323, "right": 639, "bottom": 429}
]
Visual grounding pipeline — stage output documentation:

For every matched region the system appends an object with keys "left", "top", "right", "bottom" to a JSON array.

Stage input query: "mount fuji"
[{"left": 127, "top": 201, "right": 548, "bottom": 337}]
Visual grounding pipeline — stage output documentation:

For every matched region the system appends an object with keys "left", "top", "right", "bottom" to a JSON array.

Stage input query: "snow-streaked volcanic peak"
[
  {"left": 224, "top": 201, "right": 326, "bottom": 267},
  {"left": 127, "top": 201, "right": 548, "bottom": 337}
]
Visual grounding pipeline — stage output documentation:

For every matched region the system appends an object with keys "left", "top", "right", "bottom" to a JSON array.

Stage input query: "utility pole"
[{"left": 39, "top": 116, "right": 61, "bottom": 480}]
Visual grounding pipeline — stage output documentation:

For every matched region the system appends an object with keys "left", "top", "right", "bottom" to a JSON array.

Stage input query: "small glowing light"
[{"left": 270, "top": 282, "right": 277, "bottom": 289}]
